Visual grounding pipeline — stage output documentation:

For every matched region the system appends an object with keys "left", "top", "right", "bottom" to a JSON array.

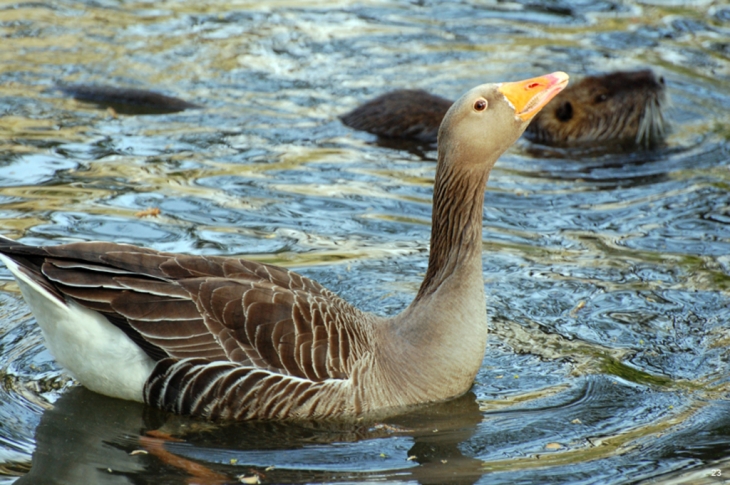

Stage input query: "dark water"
[{"left": 1, "top": 0, "right": 730, "bottom": 484}]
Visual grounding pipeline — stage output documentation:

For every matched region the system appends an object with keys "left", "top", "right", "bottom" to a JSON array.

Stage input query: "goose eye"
[
  {"left": 595, "top": 93, "right": 608, "bottom": 103},
  {"left": 473, "top": 99, "right": 488, "bottom": 111}
]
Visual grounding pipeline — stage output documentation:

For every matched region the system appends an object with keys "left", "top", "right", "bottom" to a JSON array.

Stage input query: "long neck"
[
  {"left": 376, "top": 149, "right": 494, "bottom": 406},
  {"left": 415, "top": 153, "right": 492, "bottom": 301}
]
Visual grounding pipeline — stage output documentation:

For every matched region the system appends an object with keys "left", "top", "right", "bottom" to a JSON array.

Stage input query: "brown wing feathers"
[
  {"left": 0, "top": 240, "right": 366, "bottom": 418},
  {"left": 2, "top": 241, "right": 362, "bottom": 415},
  {"left": 178, "top": 277, "right": 353, "bottom": 380},
  {"left": 41, "top": 255, "right": 224, "bottom": 362}
]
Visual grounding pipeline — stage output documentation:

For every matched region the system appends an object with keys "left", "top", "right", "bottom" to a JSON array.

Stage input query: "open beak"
[{"left": 498, "top": 72, "right": 570, "bottom": 122}]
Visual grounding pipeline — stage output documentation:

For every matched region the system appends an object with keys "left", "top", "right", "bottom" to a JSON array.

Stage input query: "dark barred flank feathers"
[{"left": 144, "top": 359, "right": 333, "bottom": 420}]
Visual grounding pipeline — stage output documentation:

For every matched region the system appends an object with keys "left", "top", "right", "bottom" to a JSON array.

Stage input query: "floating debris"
[
  {"left": 135, "top": 207, "right": 161, "bottom": 218},
  {"left": 371, "top": 423, "right": 413, "bottom": 433},
  {"left": 570, "top": 300, "right": 586, "bottom": 316}
]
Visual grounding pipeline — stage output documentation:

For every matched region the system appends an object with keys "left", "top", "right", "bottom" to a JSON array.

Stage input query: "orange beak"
[{"left": 498, "top": 72, "right": 570, "bottom": 121}]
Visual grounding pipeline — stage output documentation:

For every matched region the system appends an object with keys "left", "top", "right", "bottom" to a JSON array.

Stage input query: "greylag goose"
[
  {"left": 0, "top": 72, "right": 569, "bottom": 420},
  {"left": 341, "top": 69, "right": 666, "bottom": 149}
]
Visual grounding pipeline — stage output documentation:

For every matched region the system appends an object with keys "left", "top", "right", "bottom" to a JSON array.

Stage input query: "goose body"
[{"left": 0, "top": 72, "right": 569, "bottom": 420}]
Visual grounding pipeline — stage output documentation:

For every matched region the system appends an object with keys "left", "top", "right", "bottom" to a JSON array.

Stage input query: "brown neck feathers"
[{"left": 416, "top": 157, "right": 490, "bottom": 300}]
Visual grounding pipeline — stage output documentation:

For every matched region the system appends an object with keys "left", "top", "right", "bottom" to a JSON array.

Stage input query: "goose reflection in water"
[{"left": 16, "top": 387, "right": 485, "bottom": 485}]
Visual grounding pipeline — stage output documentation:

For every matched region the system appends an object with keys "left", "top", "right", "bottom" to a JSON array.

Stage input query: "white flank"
[{"left": 0, "top": 254, "right": 156, "bottom": 402}]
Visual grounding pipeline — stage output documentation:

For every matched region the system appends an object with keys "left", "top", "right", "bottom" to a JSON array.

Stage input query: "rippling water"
[{"left": 1, "top": 1, "right": 730, "bottom": 483}]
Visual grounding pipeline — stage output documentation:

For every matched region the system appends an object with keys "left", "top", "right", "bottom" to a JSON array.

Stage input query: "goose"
[{"left": 0, "top": 72, "right": 569, "bottom": 420}]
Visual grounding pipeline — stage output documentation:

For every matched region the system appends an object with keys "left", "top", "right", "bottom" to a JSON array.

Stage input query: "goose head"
[{"left": 437, "top": 72, "right": 570, "bottom": 171}]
